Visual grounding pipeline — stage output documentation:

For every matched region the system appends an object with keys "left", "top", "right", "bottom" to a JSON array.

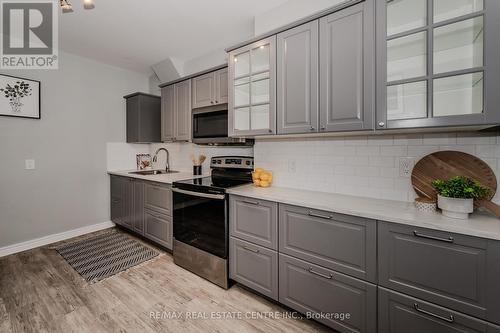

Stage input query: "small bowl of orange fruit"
[{"left": 252, "top": 168, "right": 273, "bottom": 188}]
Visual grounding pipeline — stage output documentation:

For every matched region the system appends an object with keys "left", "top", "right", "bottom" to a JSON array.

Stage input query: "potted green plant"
[{"left": 432, "top": 176, "right": 492, "bottom": 219}]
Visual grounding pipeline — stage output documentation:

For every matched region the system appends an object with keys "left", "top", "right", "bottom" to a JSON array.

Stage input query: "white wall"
[
  {"left": 255, "top": 132, "right": 500, "bottom": 203},
  {"left": 183, "top": 49, "right": 229, "bottom": 76},
  {"left": 0, "top": 51, "right": 150, "bottom": 248},
  {"left": 254, "top": 0, "right": 348, "bottom": 35},
  {"left": 148, "top": 143, "right": 253, "bottom": 173}
]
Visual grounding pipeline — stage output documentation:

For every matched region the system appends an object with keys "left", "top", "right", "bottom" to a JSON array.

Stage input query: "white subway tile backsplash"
[
  {"left": 369, "top": 156, "right": 395, "bottom": 167},
  {"left": 256, "top": 132, "right": 500, "bottom": 203},
  {"left": 368, "top": 136, "right": 394, "bottom": 146},
  {"left": 381, "top": 146, "right": 408, "bottom": 156},
  {"left": 407, "top": 145, "right": 440, "bottom": 157},
  {"left": 345, "top": 136, "right": 367, "bottom": 146},
  {"left": 457, "top": 133, "right": 497, "bottom": 145},
  {"left": 345, "top": 155, "right": 369, "bottom": 166},
  {"left": 422, "top": 133, "right": 457, "bottom": 145},
  {"left": 356, "top": 146, "right": 380, "bottom": 156},
  {"left": 380, "top": 167, "right": 399, "bottom": 178}
]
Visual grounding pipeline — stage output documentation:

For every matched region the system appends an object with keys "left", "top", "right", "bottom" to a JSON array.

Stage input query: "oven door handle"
[{"left": 172, "top": 188, "right": 226, "bottom": 200}]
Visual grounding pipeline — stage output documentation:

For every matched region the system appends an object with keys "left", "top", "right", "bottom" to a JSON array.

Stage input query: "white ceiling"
[{"left": 59, "top": 0, "right": 289, "bottom": 74}]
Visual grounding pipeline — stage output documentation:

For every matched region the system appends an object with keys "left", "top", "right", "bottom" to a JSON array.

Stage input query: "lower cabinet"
[
  {"left": 279, "top": 204, "right": 377, "bottom": 282},
  {"left": 378, "top": 287, "right": 500, "bottom": 333},
  {"left": 144, "top": 209, "right": 172, "bottom": 249},
  {"left": 228, "top": 195, "right": 500, "bottom": 332},
  {"left": 378, "top": 221, "right": 500, "bottom": 325},
  {"left": 110, "top": 176, "right": 134, "bottom": 229},
  {"left": 132, "top": 180, "right": 144, "bottom": 234},
  {"left": 229, "top": 237, "right": 278, "bottom": 300},
  {"left": 110, "top": 176, "right": 173, "bottom": 250},
  {"left": 279, "top": 254, "right": 377, "bottom": 333}
]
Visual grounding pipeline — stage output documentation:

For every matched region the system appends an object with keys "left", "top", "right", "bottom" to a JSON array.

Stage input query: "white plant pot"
[{"left": 437, "top": 195, "right": 474, "bottom": 220}]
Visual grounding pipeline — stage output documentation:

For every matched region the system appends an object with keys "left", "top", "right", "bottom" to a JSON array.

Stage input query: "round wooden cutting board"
[{"left": 411, "top": 151, "right": 497, "bottom": 201}]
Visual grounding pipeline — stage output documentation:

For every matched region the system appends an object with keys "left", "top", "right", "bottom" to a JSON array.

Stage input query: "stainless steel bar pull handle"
[
  {"left": 413, "top": 231, "right": 454, "bottom": 243},
  {"left": 243, "top": 200, "right": 260, "bottom": 206},
  {"left": 308, "top": 211, "right": 332, "bottom": 220},
  {"left": 414, "top": 303, "right": 454, "bottom": 323},
  {"left": 307, "top": 267, "right": 333, "bottom": 280},
  {"left": 243, "top": 246, "right": 260, "bottom": 254}
]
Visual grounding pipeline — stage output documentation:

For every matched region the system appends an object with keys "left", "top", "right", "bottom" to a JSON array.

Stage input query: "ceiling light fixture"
[
  {"left": 60, "top": 0, "right": 73, "bottom": 13},
  {"left": 60, "top": 0, "right": 95, "bottom": 13},
  {"left": 83, "top": 0, "right": 95, "bottom": 10}
]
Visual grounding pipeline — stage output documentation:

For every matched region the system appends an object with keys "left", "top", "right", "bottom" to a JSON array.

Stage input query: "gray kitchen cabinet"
[
  {"left": 228, "top": 36, "right": 277, "bottom": 136},
  {"left": 229, "top": 195, "right": 278, "bottom": 250},
  {"left": 192, "top": 68, "right": 228, "bottom": 109},
  {"left": 160, "top": 80, "right": 191, "bottom": 142},
  {"left": 124, "top": 93, "right": 161, "bottom": 143},
  {"left": 121, "top": 178, "right": 134, "bottom": 230},
  {"left": 279, "top": 204, "right": 377, "bottom": 283},
  {"left": 132, "top": 180, "right": 144, "bottom": 234},
  {"left": 192, "top": 72, "right": 214, "bottom": 109},
  {"left": 279, "top": 253, "right": 377, "bottom": 333},
  {"left": 229, "top": 237, "right": 278, "bottom": 300},
  {"left": 319, "top": 0, "right": 375, "bottom": 132},
  {"left": 161, "top": 85, "right": 175, "bottom": 142},
  {"left": 376, "top": 0, "right": 500, "bottom": 130},
  {"left": 110, "top": 176, "right": 126, "bottom": 225},
  {"left": 174, "top": 80, "right": 191, "bottom": 141},
  {"left": 378, "top": 287, "right": 500, "bottom": 333},
  {"left": 378, "top": 221, "right": 500, "bottom": 325},
  {"left": 144, "top": 209, "right": 172, "bottom": 249},
  {"left": 111, "top": 176, "right": 173, "bottom": 249},
  {"left": 277, "top": 21, "right": 319, "bottom": 134},
  {"left": 215, "top": 67, "right": 228, "bottom": 104},
  {"left": 144, "top": 182, "right": 172, "bottom": 216}
]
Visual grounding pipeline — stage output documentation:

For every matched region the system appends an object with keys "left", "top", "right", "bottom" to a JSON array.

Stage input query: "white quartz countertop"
[
  {"left": 107, "top": 170, "right": 207, "bottom": 184},
  {"left": 227, "top": 185, "right": 500, "bottom": 241}
]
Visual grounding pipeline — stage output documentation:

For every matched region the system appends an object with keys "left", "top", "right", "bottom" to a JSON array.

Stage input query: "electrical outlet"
[
  {"left": 288, "top": 160, "right": 296, "bottom": 173},
  {"left": 25, "top": 159, "right": 35, "bottom": 170},
  {"left": 399, "top": 157, "right": 414, "bottom": 178}
]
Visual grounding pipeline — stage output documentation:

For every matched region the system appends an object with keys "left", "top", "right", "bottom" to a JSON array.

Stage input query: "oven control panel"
[{"left": 211, "top": 156, "right": 254, "bottom": 169}]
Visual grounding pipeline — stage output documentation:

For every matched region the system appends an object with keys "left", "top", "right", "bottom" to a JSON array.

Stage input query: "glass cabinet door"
[
  {"left": 377, "top": 0, "right": 494, "bottom": 129},
  {"left": 229, "top": 36, "right": 276, "bottom": 136}
]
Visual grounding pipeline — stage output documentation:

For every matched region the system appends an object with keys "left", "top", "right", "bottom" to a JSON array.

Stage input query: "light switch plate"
[{"left": 25, "top": 159, "right": 35, "bottom": 170}]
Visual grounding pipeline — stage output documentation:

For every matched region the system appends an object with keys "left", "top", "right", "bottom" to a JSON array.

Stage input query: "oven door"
[{"left": 172, "top": 188, "right": 228, "bottom": 259}]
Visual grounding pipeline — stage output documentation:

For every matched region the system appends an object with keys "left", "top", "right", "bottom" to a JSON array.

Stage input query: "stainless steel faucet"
[{"left": 153, "top": 148, "right": 170, "bottom": 172}]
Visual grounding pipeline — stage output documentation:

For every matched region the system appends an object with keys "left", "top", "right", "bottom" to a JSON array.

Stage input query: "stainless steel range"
[{"left": 171, "top": 156, "right": 254, "bottom": 289}]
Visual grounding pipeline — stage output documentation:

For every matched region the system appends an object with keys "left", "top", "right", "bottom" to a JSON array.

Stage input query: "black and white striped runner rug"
[{"left": 55, "top": 231, "right": 159, "bottom": 283}]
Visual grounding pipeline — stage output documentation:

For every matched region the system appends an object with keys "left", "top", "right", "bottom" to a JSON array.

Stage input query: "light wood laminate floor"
[{"left": 0, "top": 229, "right": 332, "bottom": 333}]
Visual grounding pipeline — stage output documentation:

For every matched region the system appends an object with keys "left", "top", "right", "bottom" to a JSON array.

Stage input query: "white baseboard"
[{"left": 0, "top": 221, "right": 115, "bottom": 258}]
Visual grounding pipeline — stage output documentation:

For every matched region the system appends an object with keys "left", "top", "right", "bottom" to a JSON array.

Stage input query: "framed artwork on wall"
[{"left": 0, "top": 74, "right": 41, "bottom": 119}]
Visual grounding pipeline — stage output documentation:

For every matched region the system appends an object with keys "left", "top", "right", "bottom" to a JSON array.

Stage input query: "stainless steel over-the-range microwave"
[{"left": 192, "top": 108, "right": 253, "bottom": 146}]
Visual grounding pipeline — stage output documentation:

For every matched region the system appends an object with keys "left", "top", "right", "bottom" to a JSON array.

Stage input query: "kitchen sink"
[{"left": 129, "top": 170, "right": 179, "bottom": 176}]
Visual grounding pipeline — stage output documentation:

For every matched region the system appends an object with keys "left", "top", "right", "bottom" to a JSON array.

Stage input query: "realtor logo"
[{"left": 0, "top": 0, "right": 58, "bottom": 69}]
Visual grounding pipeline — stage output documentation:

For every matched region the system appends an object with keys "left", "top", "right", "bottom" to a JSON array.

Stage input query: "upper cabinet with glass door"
[
  {"left": 376, "top": 0, "right": 500, "bottom": 129},
  {"left": 228, "top": 36, "right": 276, "bottom": 137}
]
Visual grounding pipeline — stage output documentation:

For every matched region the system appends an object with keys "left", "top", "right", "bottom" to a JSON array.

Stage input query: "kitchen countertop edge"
[
  {"left": 227, "top": 185, "right": 500, "bottom": 241},
  {"left": 108, "top": 170, "right": 208, "bottom": 184}
]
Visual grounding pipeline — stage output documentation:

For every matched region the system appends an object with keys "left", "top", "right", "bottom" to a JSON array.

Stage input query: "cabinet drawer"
[
  {"left": 230, "top": 195, "right": 278, "bottom": 250},
  {"left": 378, "top": 222, "right": 500, "bottom": 324},
  {"left": 144, "top": 209, "right": 172, "bottom": 249},
  {"left": 279, "top": 254, "right": 376, "bottom": 333},
  {"left": 229, "top": 237, "right": 278, "bottom": 300},
  {"left": 144, "top": 182, "right": 172, "bottom": 216},
  {"left": 378, "top": 287, "right": 500, "bottom": 333},
  {"left": 279, "top": 204, "right": 376, "bottom": 282}
]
